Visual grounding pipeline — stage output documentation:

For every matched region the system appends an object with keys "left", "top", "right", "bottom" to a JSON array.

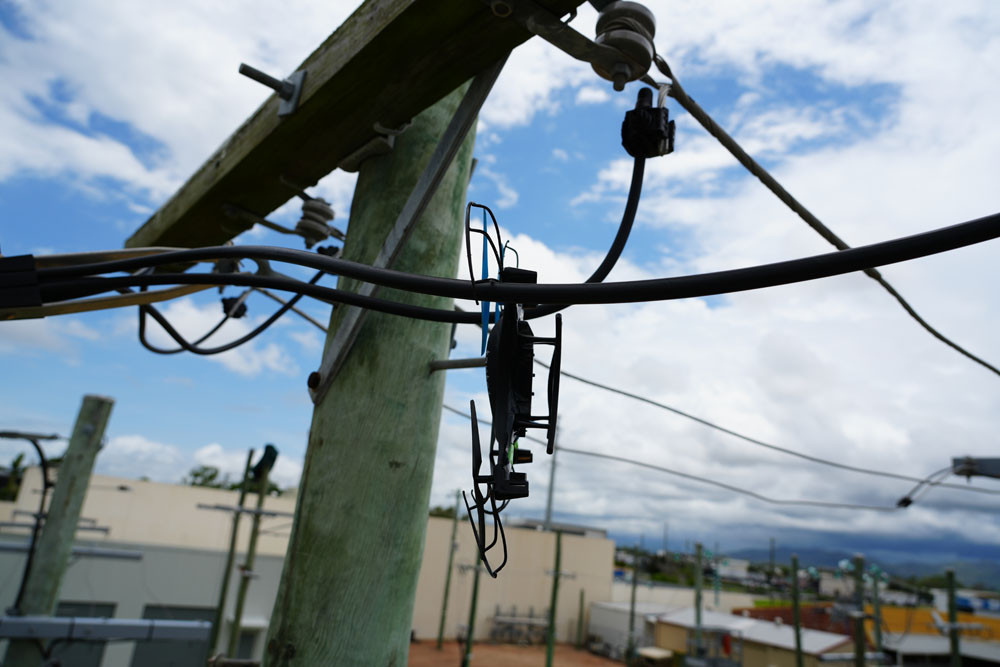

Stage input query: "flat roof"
[{"left": 657, "top": 608, "right": 852, "bottom": 655}]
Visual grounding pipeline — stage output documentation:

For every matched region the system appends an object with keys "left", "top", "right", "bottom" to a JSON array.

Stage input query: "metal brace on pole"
[{"left": 307, "top": 56, "right": 508, "bottom": 403}]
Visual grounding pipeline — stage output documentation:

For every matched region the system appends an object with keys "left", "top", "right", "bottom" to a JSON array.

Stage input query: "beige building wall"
[
  {"left": 611, "top": 581, "right": 758, "bottom": 613},
  {"left": 4, "top": 469, "right": 615, "bottom": 646},
  {"left": 8, "top": 467, "right": 296, "bottom": 557},
  {"left": 414, "top": 516, "right": 615, "bottom": 642}
]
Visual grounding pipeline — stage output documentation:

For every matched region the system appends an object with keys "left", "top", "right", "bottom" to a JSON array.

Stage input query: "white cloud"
[
  {"left": 576, "top": 85, "right": 611, "bottom": 105},
  {"left": 133, "top": 296, "right": 299, "bottom": 377},
  {"left": 194, "top": 443, "right": 302, "bottom": 489}
]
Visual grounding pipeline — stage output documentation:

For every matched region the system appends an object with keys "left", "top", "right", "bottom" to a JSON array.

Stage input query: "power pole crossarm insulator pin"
[{"left": 238, "top": 63, "right": 306, "bottom": 117}]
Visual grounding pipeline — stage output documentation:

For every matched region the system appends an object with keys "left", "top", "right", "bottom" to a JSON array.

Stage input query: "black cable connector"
[
  {"left": 622, "top": 87, "right": 674, "bottom": 159},
  {"left": 221, "top": 296, "right": 248, "bottom": 319},
  {"left": 0, "top": 255, "right": 41, "bottom": 311}
]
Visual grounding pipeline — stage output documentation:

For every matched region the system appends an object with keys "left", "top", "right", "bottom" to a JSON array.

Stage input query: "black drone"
[{"left": 462, "top": 203, "right": 562, "bottom": 577}]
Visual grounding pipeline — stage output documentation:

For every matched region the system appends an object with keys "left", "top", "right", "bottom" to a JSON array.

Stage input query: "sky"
[{"left": 1, "top": 0, "right": 999, "bottom": 563}]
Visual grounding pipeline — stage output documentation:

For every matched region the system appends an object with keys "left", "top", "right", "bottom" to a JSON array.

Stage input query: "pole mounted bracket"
[{"left": 238, "top": 63, "right": 306, "bottom": 117}]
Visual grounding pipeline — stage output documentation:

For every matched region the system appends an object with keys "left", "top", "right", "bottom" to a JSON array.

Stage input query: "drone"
[{"left": 462, "top": 203, "right": 562, "bottom": 577}]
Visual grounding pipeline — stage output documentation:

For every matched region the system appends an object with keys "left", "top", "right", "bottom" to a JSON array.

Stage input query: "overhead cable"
[
  {"left": 440, "top": 403, "right": 896, "bottom": 512},
  {"left": 649, "top": 57, "right": 1000, "bottom": 379},
  {"left": 28, "top": 209, "right": 1000, "bottom": 322},
  {"left": 535, "top": 360, "right": 1000, "bottom": 497}
]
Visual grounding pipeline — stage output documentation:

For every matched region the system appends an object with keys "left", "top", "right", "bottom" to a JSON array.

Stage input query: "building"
[
  {"left": 588, "top": 600, "right": 672, "bottom": 659},
  {"left": 654, "top": 608, "right": 854, "bottom": 667},
  {"left": 0, "top": 467, "right": 615, "bottom": 666}
]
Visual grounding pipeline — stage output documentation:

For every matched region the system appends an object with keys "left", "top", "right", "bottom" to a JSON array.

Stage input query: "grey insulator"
[
  {"left": 592, "top": 1, "right": 657, "bottom": 91},
  {"left": 295, "top": 198, "right": 335, "bottom": 248}
]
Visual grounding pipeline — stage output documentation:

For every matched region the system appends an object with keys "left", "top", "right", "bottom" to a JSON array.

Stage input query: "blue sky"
[{"left": 2, "top": 0, "right": 1000, "bottom": 559}]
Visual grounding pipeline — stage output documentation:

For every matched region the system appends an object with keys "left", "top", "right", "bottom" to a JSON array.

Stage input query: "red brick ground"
[{"left": 408, "top": 640, "right": 621, "bottom": 666}]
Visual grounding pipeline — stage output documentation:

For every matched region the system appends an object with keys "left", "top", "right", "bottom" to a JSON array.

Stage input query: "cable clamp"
[{"left": 338, "top": 120, "right": 412, "bottom": 172}]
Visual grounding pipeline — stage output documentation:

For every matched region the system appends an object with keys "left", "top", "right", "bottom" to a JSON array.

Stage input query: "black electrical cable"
[
  {"left": 33, "top": 210, "right": 1000, "bottom": 319},
  {"left": 440, "top": 403, "right": 897, "bottom": 512},
  {"left": 534, "top": 359, "right": 1000, "bottom": 497},
  {"left": 654, "top": 55, "right": 1000, "bottom": 380},
  {"left": 0, "top": 434, "right": 55, "bottom": 615},
  {"left": 558, "top": 446, "right": 899, "bottom": 512},
  {"left": 136, "top": 287, "right": 251, "bottom": 355},
  {"left": 137, "top": 270, "right": 325, "bottom": 356}
]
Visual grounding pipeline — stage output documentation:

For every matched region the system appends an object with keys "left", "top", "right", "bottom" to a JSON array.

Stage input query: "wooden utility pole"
[
  {"left": 210, "top": 448, "right": 254, "bottom": 653},
  {"left": 263, "top": 83, "right": 477, "bottom": 666},
  {"left": 227, "top": 463, "right": 271, "bottom": 656},
  {"left": 4, "top": 395, "right": 114, "bottom": 667},
  {"left": 791, "top": 554, "right": 804, "bottom": 667},
  {"left": 436, "top": 490, "right": 461, "bottom": 650},
  {"left": 627, "top": 539, "right": 641, "bottom": 664}
]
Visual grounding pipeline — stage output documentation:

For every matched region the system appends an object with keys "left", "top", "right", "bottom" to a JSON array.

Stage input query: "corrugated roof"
[
  {"left": 884, "top": 634, "right": 1000, "bottom": 662},
  {"left": 657, "top": 608, "right": 852, "bottom": 655}
]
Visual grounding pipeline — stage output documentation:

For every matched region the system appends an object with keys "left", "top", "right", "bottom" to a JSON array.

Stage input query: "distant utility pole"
[
  {"left": 227, "top": 447, "right": 277, "bottom": 656},
  {"left": 853, "top": 554, "right": 866, "bottom": 667},
  {"left": 947, "top": 569, "right": 961, "bottom": 667},
  {"left": 769, "top": 537, "right": 776, "bottom": 599},
  {"left": 791, "top": 554, "right": 804, "bottom": 667},
  {"left": 871, "top": 568, "right": 883, "bottom": 656},
  {"left": 577, "top": 588, "right": 586, "bottom": 649},
  {"left": 436, "top": 490, "right": 462, "bottom": 650},
  {"left": 264, "top": 79, "right": 480, "bottom": 666},
  {"left": 545, "top": 531, "right": 563, "bottom": 667},
  {"left": 209, "top": 448, "right": 254, "bottom": 654},
  {"left": 460, "top": 562, "right": 483, "bottom": 667},
  {"left": 626, "top": 537, "right": 642, "bottom": 665},
  {"left": 543, "top": 439, "right": 558, "bottom": 530},
  {"left": 695, "top": 542, "right": 704, "bottom": 657},
  {"left": 4, "top": 395, "right": 114, "bottom": 667}
]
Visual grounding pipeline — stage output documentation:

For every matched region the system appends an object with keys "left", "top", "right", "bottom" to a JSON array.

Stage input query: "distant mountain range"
[{"left": 729, "top": 546, "right": 1000, "bottom": 591}]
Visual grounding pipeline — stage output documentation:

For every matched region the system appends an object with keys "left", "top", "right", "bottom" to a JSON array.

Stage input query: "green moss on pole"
[{"left": 263, "top": 81, "right": 476, "bottom": 666}]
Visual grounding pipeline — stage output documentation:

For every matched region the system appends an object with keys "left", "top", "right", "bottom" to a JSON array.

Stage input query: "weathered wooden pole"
[
  {"left": 263, "top": 82, "right": 477, "bottom": 666},
  {"left": 436, "top": 490, "right": 461, "bottom": 650},
  {"left": 210, "top": 448, "right": 254, "bottom": 653},
  {"left": 627, "top": 538, "right": 641, "bottom": 665},
  {"left": 227, "top": 464, "right": 271, "bottom": 656},
  {"left": 4, "top": 394, "right": 114, "bottom": 667},
  {"left": 546, "top": 530, "right": 563, "bottom": 667},
  {"left": 577, "top": 588, "right": 586, "bottom": 649}
]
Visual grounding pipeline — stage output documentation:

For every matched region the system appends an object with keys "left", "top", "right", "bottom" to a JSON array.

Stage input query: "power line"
[
  {"left": 648, "top": 57, "right": 1000, "bottom": 380},
  {"left": 29, "top": 208, "right": 1000, "bottom": 323},
  {"left": 440, "top": 403, "right": 897, "bottom": 512},
  {"left": 534, "top": 360, "right": 1000, "bottom": 497}
]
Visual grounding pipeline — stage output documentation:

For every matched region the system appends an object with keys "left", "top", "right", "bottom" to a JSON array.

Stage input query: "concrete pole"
[
  {"left": 543, "top": 433, "right": 557, "bottom": 530},
  {"left": 227, "top": 466, "right": 270, "bottom": 657},
  {"left": 853, "top": 554, "right": 866, "bottom": 667},
  {"left": 695, "top": 542, "right": 704, "bottom": 656},
  {"left": 546, "top": 531, "right": 563, "bottom": 667},
  {"left": 436, "top": 490, "right": 461, "bottom": 650},
  {"left": 462, "top": 565, "right": 482, "bottom": 667},
  {"left": 262, "top": 82, "right": 476, "bottom": 666},
  {"left": 210, "top": 449, "right": 254, "bottom": 653},
  {"left": 791, "top": 554, "right": 804, "bottom": 667},
  {"left": 947, "top": 569, "right": 961, "bottom": 667},
  {"left": 4, "top": 394, "right": 114, "bottom": 667}
]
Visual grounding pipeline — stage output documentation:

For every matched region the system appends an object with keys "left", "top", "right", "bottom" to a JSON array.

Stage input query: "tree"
[
  {"left": 0, "top": 453, "right": 25, "bottom": 501},
  {"left": 181, "top": 464, "right": 284, "bottom": 496}
]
